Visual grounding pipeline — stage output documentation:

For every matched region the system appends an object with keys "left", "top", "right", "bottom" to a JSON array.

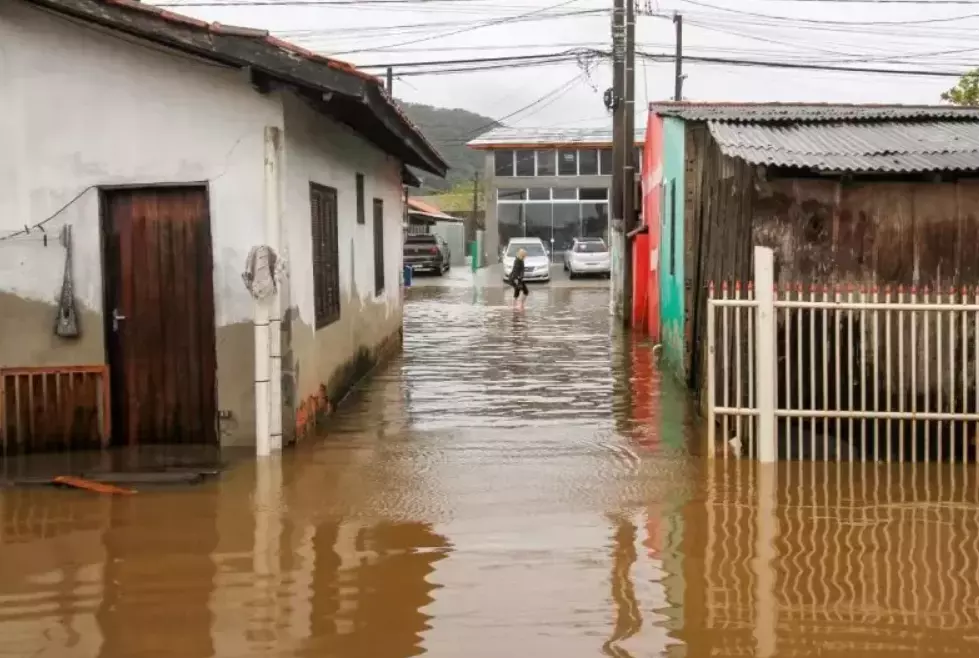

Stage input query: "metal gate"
[{"left": 707, "top": 246, "right": 979, "bottom": 464}]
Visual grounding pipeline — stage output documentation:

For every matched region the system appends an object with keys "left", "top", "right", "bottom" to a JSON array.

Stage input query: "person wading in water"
[{"left": 509, "top": 248, "right": 529, "bottom": 310}]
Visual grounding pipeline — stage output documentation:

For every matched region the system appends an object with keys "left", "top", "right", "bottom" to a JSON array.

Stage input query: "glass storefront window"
[
  {"left": 581, "top": 202, "right": 608, "bottom": 240},
  {"left": 599, "top": 149, "right": 613, "bottom": 175},
  {"left": 515, "top": 150, "right": 535, "bottom": 177},
  {"left": 552, "top": 188, "right": 577, "bottom": 200},
  {"left": 579, "top": 149, "right": 599, "bottom": 176},
  {"left": 580, "top": 187, "right": 608, "bottom": 201},
  {"left": 558, "top": 150, "right": 578, "bottom": 176},
  {"left": 498, "top": 203, "right": 524, "bottom": 248},
  {"left": 498, "top": 188, "right": 526, "bottom": 201},
  {"left": 552, "top": 204, "right": 580, "bottom": 256},
  {"left": 524, "top": 204, "right": 552, "bottom": 254},
  {"left": 528, "top": 188, "right": 550, "bottom": 201},
  {"left": 495, "top": 150, "right": 514, "bottom": 176},
  {"left": 536, "top": 150, "right": 556, "bottom": 176}
]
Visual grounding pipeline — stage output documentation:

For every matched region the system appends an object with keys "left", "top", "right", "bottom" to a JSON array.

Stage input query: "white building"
[{"left": 0, "top": 0, "right": 446, "bottom": 453}]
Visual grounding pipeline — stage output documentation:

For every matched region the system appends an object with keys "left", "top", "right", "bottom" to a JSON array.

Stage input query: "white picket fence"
[{"left": 707, "top": 246, "right": 979, "bottom": 464}]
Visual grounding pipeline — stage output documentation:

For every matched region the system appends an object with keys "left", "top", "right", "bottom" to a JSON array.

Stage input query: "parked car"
[
  {"left": 563, "top": 237, "right": 611, "bottom": 279},
  {"left": 501, "top": 237, "right": 551, "bottom": 283},
  {"left": 404, "top": 233, "right": 450, "bottom": 275}
]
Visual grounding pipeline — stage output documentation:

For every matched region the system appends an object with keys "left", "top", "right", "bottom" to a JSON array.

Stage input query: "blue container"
[{"left": 403, "top": 264, "right": 413, "bottom": 287}]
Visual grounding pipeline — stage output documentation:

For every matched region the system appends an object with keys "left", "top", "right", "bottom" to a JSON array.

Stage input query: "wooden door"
[{"left": 102, "top": 187, "right": 218, "bottom": 446}]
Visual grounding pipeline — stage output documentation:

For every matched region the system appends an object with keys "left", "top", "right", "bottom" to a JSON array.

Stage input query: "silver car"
[
  {"left": 502, "top": 238, "right": 551, "bottom": 282},
  {"left": 563, "top": 238, "right": 611, "bottom": 279}
]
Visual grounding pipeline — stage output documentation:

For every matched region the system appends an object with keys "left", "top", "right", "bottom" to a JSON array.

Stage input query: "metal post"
[
  {"left": 386, "top": 67, "right": 393, "bottom": 95},
  {"left": 754, "top": 246, "right": 776, "bottom": 463},
  {"left": 610, "top": 0, "right": 626, "bottom": 321},
  {"left": 673, "top": 13, "right": 683, "bottom": 101}
]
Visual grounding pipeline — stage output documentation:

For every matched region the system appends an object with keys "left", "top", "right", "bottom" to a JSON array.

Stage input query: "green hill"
[{"left": 398, "top": 101, "right": 496, "bottom": 193}]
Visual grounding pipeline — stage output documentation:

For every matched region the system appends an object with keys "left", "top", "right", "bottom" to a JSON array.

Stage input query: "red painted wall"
[
  {"left": 642, "top": 112, "right": 664, "bottom": 342},
  {"left": 632, "top": 233, "right": 650, "bottom": 330}
]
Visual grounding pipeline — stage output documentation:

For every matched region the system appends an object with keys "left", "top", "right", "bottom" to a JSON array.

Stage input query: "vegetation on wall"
[{"left": 398, "top": 101, "right": 496, "bottom": 193}]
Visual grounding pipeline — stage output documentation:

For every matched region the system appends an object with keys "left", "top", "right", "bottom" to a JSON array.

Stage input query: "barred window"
[
  {"left": 373, "top": 198, "right": 385, "bottom": 296},
  {"left": 309, "top": 183, "right": 340, "bottom": 328}
]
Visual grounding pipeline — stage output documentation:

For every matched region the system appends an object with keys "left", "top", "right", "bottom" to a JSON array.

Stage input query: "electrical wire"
[
  {"left": 678, "top": 0, "right": 979, "bottom": 24},
  {"left": 436, "top": 70, "right": 592, "bottom": 145},
  {"left": 329, "top": 0, "right": 589, "bottom": 55}
]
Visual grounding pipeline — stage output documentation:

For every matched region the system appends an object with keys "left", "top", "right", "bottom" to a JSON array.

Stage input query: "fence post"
[
  {"left": 754, "top": 246, "right": 776, "bottom": 463},
  {"left": 706, "top": 284, "right": 716, "bottom": 458}
]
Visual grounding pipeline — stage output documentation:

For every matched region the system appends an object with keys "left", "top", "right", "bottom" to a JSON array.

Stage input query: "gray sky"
[{"left": 156, "top": 0, "right": 976, "bottom": 127}]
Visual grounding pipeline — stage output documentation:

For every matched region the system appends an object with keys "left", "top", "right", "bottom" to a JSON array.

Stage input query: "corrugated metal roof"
[
  {"left": 468, "top": 125, "right": 646, "bottom": 148},
  {"left": 650, "top": 102, "right": 979, "bottom": 123},
  {"left": 708, "top": 120, "right": 979, "bottom": 172}
]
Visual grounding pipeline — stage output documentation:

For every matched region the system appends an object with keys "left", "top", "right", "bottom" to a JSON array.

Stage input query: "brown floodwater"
[{"left": 3, "top": 279, "right": 979, "bottom": 657}]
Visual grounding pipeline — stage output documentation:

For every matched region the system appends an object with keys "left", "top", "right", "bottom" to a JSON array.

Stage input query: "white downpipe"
[
  {"left": 255, "top": 300, "right": 272, "bottom": 457},
  {"left": 265, "top": 126, "right": 284, "bottom": 454}
]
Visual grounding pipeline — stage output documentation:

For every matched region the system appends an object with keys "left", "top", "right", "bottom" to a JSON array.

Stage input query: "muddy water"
[{"left": 3, "top": 282, "right": 979, "bottom": 657}]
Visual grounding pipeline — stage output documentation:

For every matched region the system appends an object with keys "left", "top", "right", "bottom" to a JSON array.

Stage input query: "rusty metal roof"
[
  {"left": 468, "top": 126, "right": 646, "bottom": 149},
  {"left": 708, "top": 120, "right": 979, "bottom": 173},
  {"left": 650, "top": 102, "right": 979, "bottom": 123},
  {"left": 21, "top": 0, "right": 447, "bottom": 175}
]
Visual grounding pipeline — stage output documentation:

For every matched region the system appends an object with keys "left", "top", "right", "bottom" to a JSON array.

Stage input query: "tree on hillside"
[{"left": 941, "top": 69, "right": 979, "bottom": 106}]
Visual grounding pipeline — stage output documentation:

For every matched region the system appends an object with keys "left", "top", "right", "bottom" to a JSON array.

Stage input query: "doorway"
[{"left": 101, "top": 186, "right": 218, "bottom": 446}]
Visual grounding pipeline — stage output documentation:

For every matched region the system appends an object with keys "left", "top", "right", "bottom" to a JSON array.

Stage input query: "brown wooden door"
[{"left": 102, "top": 187, "right": 218, "bottom": 446}]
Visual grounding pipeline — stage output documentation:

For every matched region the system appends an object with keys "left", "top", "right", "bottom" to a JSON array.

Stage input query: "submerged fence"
[{"left": 707, "top": 246, "right": 979, "bottom": 464}]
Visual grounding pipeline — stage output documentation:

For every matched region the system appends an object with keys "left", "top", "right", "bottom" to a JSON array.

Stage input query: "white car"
[
  {"left": 564, "top": 237, "right": 611, "bottom": 279},
  {"left": 502, "top": 237, "right": 551, "bottom": 282}
]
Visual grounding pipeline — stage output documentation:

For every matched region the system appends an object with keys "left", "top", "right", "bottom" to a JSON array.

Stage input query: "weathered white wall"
[
  {"left": 0, "top": 3, "right": 411, "bottom": 449},
  {"left": 0, "top": 2, "right": 279, "bottom": 444},
  {"left": 281, "top": 92, "right": 405, "bottom": 437}
]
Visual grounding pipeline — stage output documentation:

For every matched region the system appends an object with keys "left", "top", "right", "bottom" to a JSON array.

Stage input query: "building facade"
[
  {"left": 468, "top": 127, "right": 644, "bottom": 263},
  {"left": 0, "top": 0, "right": 445, "bottom": 454},
  {"left": 643, "top": 102, "right": 979, "bottom": 409}
]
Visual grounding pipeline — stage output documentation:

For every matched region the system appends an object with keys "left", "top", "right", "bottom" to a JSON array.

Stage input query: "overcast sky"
[{"left": 154, "top": 0, "right": 977, "bottom": 128}]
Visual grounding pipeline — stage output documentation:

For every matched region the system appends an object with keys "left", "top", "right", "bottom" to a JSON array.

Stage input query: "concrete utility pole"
[
  {"left": 622, "top": 0, "right": 636, "bottom": 327},
  {"left": 610, "top": 0, "right": 627, "bottom": 321},
  {"left": 673, "top": 13, "right": 684, "bottom": 101},
  {"left": 386, "top": 67, "right": 394, "bottom": 95}
]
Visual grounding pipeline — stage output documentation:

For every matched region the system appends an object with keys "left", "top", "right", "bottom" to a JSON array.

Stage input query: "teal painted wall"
[{"left": 659, "top": 117, "right": 686, "bottom": 381}]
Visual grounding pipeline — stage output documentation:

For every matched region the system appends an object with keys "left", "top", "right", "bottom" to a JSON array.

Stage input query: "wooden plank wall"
[
  {"left": 684, "top": 126, "right": 755, "bottom": 411},
  {"left": 686, "top": 133, "right": 979, "bottom": 457}
]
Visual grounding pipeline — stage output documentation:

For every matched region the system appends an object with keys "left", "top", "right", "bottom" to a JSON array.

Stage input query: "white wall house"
[{"left": 0, "top": 0, "right": 446, "bottom": 454}]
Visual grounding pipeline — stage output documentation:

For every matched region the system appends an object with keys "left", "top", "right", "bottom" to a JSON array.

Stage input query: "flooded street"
[{"left": 3, "top": 269, "right": 979, "bottom": 657}]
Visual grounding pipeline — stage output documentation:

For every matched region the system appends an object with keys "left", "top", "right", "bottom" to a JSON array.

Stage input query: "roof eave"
[{"left": 25, "top": 0, "right": 447, "bottom": 176}]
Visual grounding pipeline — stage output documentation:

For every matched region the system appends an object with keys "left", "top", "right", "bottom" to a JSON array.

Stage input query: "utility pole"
[
  {"left": 610, "top": 0, "right": 627, "bottom": 322},
  {"left": 622, "top": 0, "right": 636, "bottom": 328},
  {"left": 386, "top": 67, "right": 394, "bottom": 95},
  {"left": 673, "top": 13, "right": 683, "bottom": 101}
]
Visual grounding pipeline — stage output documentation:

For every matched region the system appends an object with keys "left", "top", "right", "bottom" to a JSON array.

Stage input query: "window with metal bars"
[
  {"left": 309, "top": 183, "right": 340, "bottom": 329},
  {"left": 373, "top": 198, "right": 385, "bottom": 296},
  {"left": 356, "top": 173, "right": 365, "bottom": 224}
]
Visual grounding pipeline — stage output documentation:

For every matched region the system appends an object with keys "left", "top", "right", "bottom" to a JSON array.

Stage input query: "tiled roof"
[
  {"left": 468, "top": 125, "right": 646, "bottom": 148},
  {"left": 407, "top": 198, "right": 458, "bottom": 220},
  {"left": 708, "top": 120, "right": 979, "bottom": 173},
  {"left": 649, "top": 101, "right": 979, "bottom": 123},
  {"left": 23, "top": 0, "right": 447, "bottom": 175}
]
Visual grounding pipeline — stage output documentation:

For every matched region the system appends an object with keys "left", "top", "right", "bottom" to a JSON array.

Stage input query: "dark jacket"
[{"left": 510, "top": 257, "right": 525, "bottom": 283}]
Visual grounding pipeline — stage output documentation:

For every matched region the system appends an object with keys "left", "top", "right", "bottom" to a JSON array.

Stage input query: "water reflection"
[
  {"left": 2, "top": 284, "right": 979, "bottom": 657},
  {"left": 604, "top": 514, "right": 641, "bottom": 658}
]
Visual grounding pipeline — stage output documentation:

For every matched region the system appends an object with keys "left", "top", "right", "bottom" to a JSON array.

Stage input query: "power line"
[
  {"left": 678, "top": 0, "right": 979, "bottom": 24},
  {"left": 350, "top": 47, "right": 972, "bottom": 78},
  {"left": 755, "top": 0, "right": 979, "bottom": 3},
  {"left": 329, "top": 0, "right": 594, "bottom": 55}
]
